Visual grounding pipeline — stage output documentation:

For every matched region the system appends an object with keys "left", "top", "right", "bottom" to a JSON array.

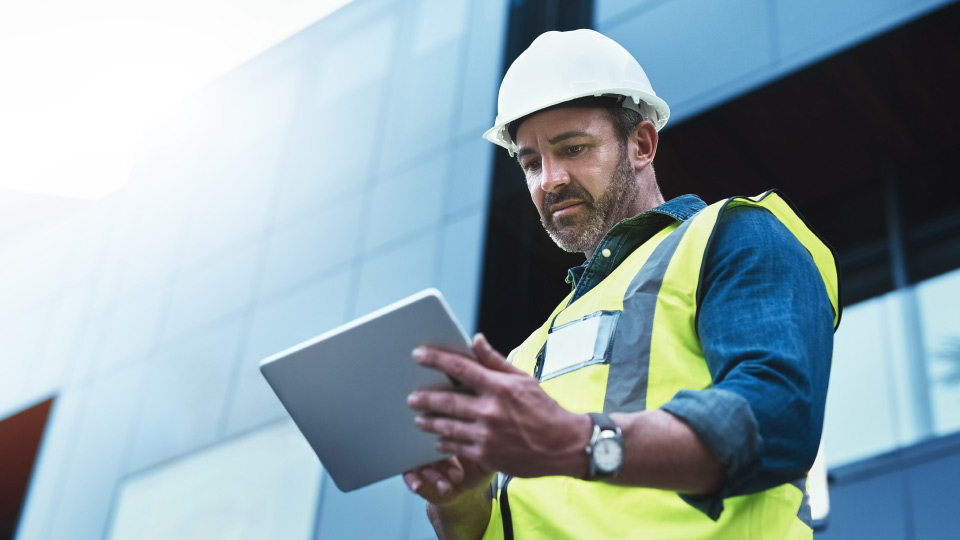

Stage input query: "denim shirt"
[{"left": 567, "top": 194, "right": 834, "bottom": 522}]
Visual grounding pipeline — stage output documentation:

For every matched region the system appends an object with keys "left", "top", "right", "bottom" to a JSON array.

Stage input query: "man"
[{"left": 403, "top": 29, "right": 840, "bottom": 539}]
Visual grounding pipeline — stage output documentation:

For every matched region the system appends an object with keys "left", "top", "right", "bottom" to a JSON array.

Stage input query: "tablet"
[{"left": 259, "top": 288, "right": 473, "bottom": 492}]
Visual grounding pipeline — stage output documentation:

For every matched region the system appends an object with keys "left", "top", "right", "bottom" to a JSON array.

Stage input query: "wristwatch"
[{"left": 585, "top": 412, "right": 623, "bottom": 479}]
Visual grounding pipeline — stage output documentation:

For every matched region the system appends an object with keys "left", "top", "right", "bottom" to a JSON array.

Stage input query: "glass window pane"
[
  {"left": 825, "top": 296, "right": 902, "bottom": 466},
  {"left": 917, "top": 268, "right": 960, "bottom": 436},
  {"left": 109, "top": 421, "right": 320, "bottom": 540}
]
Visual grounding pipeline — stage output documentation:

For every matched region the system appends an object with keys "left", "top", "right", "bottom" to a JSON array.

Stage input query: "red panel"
[{"left": 0, "top": 398, "right": 53, "bottom": 540}]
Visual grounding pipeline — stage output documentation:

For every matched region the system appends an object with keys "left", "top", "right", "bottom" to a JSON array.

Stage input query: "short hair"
[
  {"left": 604, "top": 106, "right": 644, "bottom": 146},
  {"left": 507, "top": 96, "right": 645, "bottom": 147}
]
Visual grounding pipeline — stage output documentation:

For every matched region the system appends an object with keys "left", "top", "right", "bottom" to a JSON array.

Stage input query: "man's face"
[{"left": 515, "top": 107, "right": 640, "bottom": 255}]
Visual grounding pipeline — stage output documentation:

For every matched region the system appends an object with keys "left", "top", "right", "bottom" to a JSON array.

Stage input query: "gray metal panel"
[
  {"left": 907, "top": 451, "right": 960, "bottom": 540},
  {"left": 814, "top": 472, "right": 909, "bottom": 540}
]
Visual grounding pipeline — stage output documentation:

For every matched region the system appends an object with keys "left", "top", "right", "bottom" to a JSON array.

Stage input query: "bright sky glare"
[{"left": 0, "top": 0, "right": 353, "bottom": 200}]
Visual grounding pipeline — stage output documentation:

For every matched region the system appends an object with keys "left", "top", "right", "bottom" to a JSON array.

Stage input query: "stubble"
[{"left": 539, "top": 146, "right": 640, "bottom": 254}]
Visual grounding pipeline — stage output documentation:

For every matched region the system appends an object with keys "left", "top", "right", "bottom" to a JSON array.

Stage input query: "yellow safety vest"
[{"left": 481, "top": 191, "right": 840, "bottom": 540}]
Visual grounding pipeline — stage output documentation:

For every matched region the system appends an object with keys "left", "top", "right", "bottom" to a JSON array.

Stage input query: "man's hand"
[
  {"left": 403, "top": 456, "right": 494, "bottom": 540},
  {"left": 407, "top": 334, "right": 592, "bottom": 479},
  {"left": 402, "top": 334, "right": 727, "bottom": 540},
  {"left": 402, "top": 456, "right": 493, "bottom": 508}
]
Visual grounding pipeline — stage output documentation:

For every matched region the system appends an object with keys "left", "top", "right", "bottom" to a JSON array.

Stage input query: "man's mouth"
[{"left": 550, "top": 200, "right": 584, "bottom": 218}]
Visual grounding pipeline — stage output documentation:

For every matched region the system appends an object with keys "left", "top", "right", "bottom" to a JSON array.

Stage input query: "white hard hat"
[{"left": 483, "top": 29, "right": 670, "bottom": 156}]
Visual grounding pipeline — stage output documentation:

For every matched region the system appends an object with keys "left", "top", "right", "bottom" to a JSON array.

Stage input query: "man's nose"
[{"left": 539, "top": 156, "right": 569, "bottom": 193}]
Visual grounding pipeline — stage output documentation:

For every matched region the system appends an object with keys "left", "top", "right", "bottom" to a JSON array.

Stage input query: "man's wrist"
[{"left": 557, "top": 413, "right": 593, "bottom": 478}]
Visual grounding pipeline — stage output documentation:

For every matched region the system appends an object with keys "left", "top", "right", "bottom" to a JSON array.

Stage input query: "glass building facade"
[
  {"left": 4, "top": 1, "right": 506, "bottom": 538},
  {"left": 2, "top": 0, "right": 958, "bottom": 538}
]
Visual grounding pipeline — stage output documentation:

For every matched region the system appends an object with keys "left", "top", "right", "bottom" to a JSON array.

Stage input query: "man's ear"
[{"left": 630, "top": 120, "right": 658, "bottom": 170}]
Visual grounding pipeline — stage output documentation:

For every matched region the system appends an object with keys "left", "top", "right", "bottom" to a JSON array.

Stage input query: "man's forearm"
[
  {"left": 552, "top": 409, "right": 725, "bottom": 495},
  {"left": 608, "top": 409, "right": 725, "bottom": 494},
  {"left": 426, "top": 484, "right": 493, "bottom": 540}
]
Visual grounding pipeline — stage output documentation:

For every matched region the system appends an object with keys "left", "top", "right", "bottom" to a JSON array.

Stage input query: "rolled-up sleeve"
[{"left": 659, "top": 204, "right": 835, "bottom": 520}]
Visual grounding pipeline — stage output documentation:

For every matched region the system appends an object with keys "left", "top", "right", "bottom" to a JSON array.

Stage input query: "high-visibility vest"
[{"left": 481, "top": 191, "right": 841, "bottom": 540}]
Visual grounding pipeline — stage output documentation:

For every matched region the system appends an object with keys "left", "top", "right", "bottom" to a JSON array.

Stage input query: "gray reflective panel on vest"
[{"left": 604, "top": 218, "right": 695, "bottom": 413}]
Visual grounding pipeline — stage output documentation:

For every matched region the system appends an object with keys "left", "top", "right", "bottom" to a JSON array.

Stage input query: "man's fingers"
[
  {"left": 473, "top": 334, "right": 525, "bottom": 375},
  {"left": 419, "top": 465, "right": 453, "bottom": 496},
  {"left": 415, "top": 414, "right": 479, "bottom": 443},
  {"left": 437, "top": 438, "right": 480, "bottom": 462},
  {"left": 403, "top": 470, "right": 423, "bottom": 493},
  {"left": 413, "top": 347, "right": 492, "bottom": 389},
  {"left": 407, "top": 389, "right": 481, "bottom": 419},
  {"left": 437, "top": 457, "right": 465, "bottom": 484}
]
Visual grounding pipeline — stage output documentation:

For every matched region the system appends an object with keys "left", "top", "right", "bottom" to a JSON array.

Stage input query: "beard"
[{"left": 539, "top": 146, "right": 639, "bottom": 254}]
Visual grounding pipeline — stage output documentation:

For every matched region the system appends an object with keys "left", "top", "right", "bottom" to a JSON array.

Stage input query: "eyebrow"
[
  {"left": 547, "top": 130, "right": 591, "bottom": 145},
  {"left": 516, "top": 131, "right": 591, "bottom": 162}
]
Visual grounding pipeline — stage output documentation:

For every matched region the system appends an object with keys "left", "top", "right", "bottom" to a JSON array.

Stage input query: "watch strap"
[{"left": 588, "top": 412, "right": 616, "bottom": 432}]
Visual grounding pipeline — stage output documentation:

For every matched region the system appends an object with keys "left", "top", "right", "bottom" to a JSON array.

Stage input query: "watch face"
[{"left": 594, "top": 437, "right": 622, "bottom": 472}]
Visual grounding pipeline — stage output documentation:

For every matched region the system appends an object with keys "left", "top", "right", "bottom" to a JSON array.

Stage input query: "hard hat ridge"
[{"left": 483, "top": 29, "right": 670, "bottom": 156}]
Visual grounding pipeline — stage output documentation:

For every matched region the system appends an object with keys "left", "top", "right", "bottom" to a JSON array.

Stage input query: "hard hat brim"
[{"left": 482, "top": 89, "right": 670, "bottom": 156}]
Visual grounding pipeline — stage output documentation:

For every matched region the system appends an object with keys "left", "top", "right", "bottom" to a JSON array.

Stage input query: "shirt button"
[{"left": 601, "top": 248, "right": 611, "bottom": 258}]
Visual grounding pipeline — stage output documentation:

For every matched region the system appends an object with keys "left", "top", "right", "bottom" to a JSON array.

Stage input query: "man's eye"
[
  {"left": 568, "top": 145, "right": 585, "bottom": 154},
  {"left": 524, "top": 160, "right": 541, "bottom": 172}
]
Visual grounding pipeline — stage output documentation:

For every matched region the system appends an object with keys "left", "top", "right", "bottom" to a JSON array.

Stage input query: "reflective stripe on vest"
[{"left": 482, "top": 191, "right": 840, "bottom": 540}]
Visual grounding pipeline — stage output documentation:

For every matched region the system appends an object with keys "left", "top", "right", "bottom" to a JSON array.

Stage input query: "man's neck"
[{"left": 582, "top": 190, "right": 665, "bottom": 259}]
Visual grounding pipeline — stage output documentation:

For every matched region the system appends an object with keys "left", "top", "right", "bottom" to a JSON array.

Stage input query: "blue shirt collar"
[{"left": 565, "top": 194, "right": 707, "bottom": 296}]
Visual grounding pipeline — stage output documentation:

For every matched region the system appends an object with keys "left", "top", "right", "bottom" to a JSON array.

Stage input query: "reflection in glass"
[{"left": 917, "top": 268, "right": 960, "bottom": 436}]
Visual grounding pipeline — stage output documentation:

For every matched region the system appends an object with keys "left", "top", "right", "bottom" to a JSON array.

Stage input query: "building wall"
[
  {"left": 595, "top": 0, "right": 954, "bottom": 124},
  {"left": 826, "top": 270, "right": 960, "bottom": 466},
  {"left": 4, "top": 1, "right": 507, "bottom": 538},
  {"left": 818, "top": 431, "right": 960, "bottom": 539}
]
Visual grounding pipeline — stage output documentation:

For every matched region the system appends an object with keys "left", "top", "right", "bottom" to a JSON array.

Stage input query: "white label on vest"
[{"left": 542, "top": 311, "right": 618, "bottom": 380}]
